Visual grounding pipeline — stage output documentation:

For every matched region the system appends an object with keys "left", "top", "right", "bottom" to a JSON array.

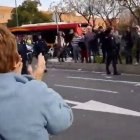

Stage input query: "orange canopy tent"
[{"left": 9, "top": 22, "right": 83, "bottom": 35}]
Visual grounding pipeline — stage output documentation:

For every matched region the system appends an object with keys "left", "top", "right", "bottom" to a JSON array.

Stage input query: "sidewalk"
[{"left": 47, "top": 58, "right": 140, "bottom": 75}]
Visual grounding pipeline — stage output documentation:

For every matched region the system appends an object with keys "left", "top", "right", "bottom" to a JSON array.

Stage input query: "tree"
[
  {"left": 7, "top": 1, "right": 52, "bottom": 27},
  {"left": 49, "top": 1, "right": 70, "bottom": 22},
  {"left": 57, "top": 0, "right": 123, "bottom": 27},
  {"left": 118, "top": 0, "right": 140, "bottom": 25},
  {"left": 93, "top": 0, "right": 123, "bottom": 27},
  {"left": 61, "top": 0, "right": 97, "bottom": 27}
]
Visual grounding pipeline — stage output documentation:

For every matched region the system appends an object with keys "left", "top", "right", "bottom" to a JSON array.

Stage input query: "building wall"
[{"left": 0, "top": 6, "right": 13, "bottom": 24}]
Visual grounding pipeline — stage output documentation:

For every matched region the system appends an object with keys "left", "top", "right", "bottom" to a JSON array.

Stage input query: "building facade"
[{"left": 0, "top": 6, "right": 13, "bottom": 25}]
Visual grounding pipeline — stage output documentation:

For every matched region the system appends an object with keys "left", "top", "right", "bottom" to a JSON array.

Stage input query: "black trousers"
[
  {"left": 136, "top": 48, "right": 140, "bottom": 63},
  {"left": 116, "top": 44, "right": 122, "bottom": 64},
  {"left": 27, "top": 52, "right": 33, "bottom": 64},
  {"left": 106, "top": 53, "right": 118, "bottom": 74},
  {"left": 101, "top": 47, "right": 106, "bottom": 63},
  {"left": 21, "top": 61, "right": 28, "bottom": 74},
  {"left": 125, "top": 48, "right": 133, "bottom": 64}
]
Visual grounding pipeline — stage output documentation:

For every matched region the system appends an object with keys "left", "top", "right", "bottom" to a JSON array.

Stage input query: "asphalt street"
[{"left": 43, "top": 68, "right": 140, "bottom": 140}]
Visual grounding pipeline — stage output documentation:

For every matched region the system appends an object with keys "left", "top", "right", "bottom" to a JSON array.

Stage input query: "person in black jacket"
[
  {"left": 104, "top": 27, "right": 120, "bottom": 75},
  {"left": 123, "top": 27, "right": 134, "bottom": 64},
  {"left": 97, "top": 26, "right": 106, "bottom": 63},
  {"left": 17, "top": 37, "right": 28, "bottom": 74},
  {"left": 34, "top": 35, "right": 48, "bottom": 72},
  {"left": 34, "top": 35, "right": 48, "bottom": 58}
]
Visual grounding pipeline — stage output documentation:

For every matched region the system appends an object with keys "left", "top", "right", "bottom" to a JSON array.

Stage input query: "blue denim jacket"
[{"left": 0, "top": 73, "right": 73, "bottom": 140}]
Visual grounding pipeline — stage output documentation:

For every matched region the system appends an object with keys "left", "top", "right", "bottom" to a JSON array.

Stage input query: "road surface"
[{"left": 43, "top": 68, "right": 140, "bottom": 140}]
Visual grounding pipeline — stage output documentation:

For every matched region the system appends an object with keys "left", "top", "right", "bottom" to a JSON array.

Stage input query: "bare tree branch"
[{"left": 118, "top": 0, "right": 140, "bottom": 25}]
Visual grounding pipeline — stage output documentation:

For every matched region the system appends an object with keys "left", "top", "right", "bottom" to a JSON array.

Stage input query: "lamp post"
[
  {"left": 15, "top": 0, "right": 19, "bottom": 27},
  {"left": 55, "top": 6, "right": 59, "bottom": 34}
]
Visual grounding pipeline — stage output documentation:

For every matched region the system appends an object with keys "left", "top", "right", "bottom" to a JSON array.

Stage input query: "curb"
[{"left": 47, "top": 61, "right": 140, "bottom": 75}]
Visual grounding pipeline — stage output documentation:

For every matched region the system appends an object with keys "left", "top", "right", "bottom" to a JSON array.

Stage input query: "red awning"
[{"left": 10, "top": 23, "right": 81, "bottom": 33}]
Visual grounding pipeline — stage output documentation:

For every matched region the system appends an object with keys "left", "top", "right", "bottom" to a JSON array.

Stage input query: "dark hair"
[
  {"left": 98, "top": 26, "right": 103, "bottom": 30},
  {"left": 105, "top": 27, "right": 112, "bottom": 35}
]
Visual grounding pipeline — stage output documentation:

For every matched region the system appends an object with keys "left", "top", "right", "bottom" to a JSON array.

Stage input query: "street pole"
[
  {"left": 15, "top": 0, "right": 19, "bottom": 27},
  {"left": 55, "top": 6, "right": 59, "bottom": 34}
]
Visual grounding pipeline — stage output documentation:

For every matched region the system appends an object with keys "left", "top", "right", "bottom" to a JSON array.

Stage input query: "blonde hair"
[{"left": 0, "top": 25, "right": 20, "bottom": 73}]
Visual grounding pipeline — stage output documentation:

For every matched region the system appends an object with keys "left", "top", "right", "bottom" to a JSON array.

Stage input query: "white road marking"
[
  {"left": 48, "top": 68, "right": 140, "bottom": 77},
  {"left": 65, "top": 100, "right": 82, "bottom": 105},
  {"left": 49, "top": 69, "right": 86, "bottom": 73},
  {"left": 67, "top": 76, "right": 140, "bottom": 85},
  {"left": 92, "top": 71, "right": 103, "bottom": 74},
  {"left": 92, "top": 71, "right": 140, "bottom": 77},
  {"left": 55, "top": 84, "right": 118, "bottom": 94},
  {"left": 65, "top": 99, "right": 140, "bottom": 117},
  {"left": 135, "top": 83, "right": 140, "bottom": 86},
  {"left": 105, "top": 76, "right": 112, "bottom": 79},
  {"left": 122, "top": 73, "right": 140, "bottom": 77}
]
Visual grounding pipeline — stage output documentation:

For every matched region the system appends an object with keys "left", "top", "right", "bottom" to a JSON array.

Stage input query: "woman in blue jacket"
[{"left": 0, "top": 25, "right": 73, "bottom": 140}]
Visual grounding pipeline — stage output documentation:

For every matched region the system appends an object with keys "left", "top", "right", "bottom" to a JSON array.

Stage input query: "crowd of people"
[
  {"left": 17, "top": 34, "right": 48, "bottom": 74},
  {"left": 68, "top": 25, "right": 140, "bottom": 65},
  {"left": 52, "top": 25, "right": 140, "bottom": 75},
  {"left": 15, "top": 25, "right": 140, "bottom": 75}
]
